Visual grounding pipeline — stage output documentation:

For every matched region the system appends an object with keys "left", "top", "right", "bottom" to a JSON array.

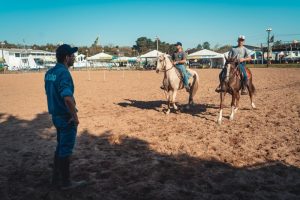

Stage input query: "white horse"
[{"left": 156, "top": 54, "right": 199, "bottom": 114}]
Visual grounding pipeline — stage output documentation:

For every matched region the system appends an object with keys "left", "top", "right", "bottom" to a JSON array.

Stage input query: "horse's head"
[
  {"left": 224, "top": 55, "right": 239, "bottom": 82},
  {"left": 156, "top": 54, "right": 167, "bottom": 73}
]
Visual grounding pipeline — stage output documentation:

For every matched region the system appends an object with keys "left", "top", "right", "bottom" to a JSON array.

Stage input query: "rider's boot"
[
  {"left": 185, "top": 85, "right": 190, "bottom": 92},
  {"left": 241, "top": 79, "right": 248, "bottom": 95},
  {"left": 215, "top": 84, "right": 222, "bottom": 93}
]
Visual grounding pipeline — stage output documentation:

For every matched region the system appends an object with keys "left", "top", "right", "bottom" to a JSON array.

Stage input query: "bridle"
[
  {"left": 224, "top": 61, "right": 239, "bottom": 82},
  {"left": 158, "top": 56, "right": 174, "bottom": 72}
]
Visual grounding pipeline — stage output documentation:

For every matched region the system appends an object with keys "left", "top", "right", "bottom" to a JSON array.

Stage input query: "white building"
[{"left": 0, "top": 48, "right": 56, "bottom": 70}]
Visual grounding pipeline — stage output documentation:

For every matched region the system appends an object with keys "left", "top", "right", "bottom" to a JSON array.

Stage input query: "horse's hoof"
[
  {"left": 165, "top": 110, "right": 170, "bottom": 115},
  {"left": 251, "top": 103, "right": 256, "bottom": 109},
  {"left": 217, "top": 119, "right": 222, "bottom": 125},
  {"left": 229, "top": 116, "right": 234, "bottom": 121}
]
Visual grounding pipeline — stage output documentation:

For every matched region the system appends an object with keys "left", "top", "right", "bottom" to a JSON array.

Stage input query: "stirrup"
[
  {"left": 241, "top": 89, "right": 248, "bottom": 95},
  {"left": 185, "top": 86, "right": 190, "bottom": 92}
]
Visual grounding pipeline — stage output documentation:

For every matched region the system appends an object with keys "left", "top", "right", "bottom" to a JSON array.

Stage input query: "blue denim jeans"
[
  {"left": 175, "top": 64, "right": 191, "bottom": 87},
  {"left": 52, "top": 115, "right": 77, "bottom": 158},
  {"left": 239, "top": 63, "right": 248, "bottom": 81},
  {"left": 220, "top": 63, "right": 248, "bottom": 82}
]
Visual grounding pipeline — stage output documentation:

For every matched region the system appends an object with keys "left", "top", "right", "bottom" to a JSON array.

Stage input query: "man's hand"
[
  {"left": 240, "top": 57, "right": 252, "bottom": 62},
  {"left": 64, "top": 96, "right": 79, "bottom": 126},
  {"left": 68, "top": 117, "right": 79, "bottom": 125},
  {"left": 173, "top": 61, "right": 177, "bottom": 65}
]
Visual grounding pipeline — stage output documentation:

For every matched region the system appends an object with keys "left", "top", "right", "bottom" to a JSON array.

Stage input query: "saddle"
[
  {"left": 232, "top": 66, "right": 252, "bottom": 81},
  {"left": 162, "top": 67, "right": 192, "bottom": 91},
  {"left": 239, "top": 67, "right": 252, "bottom": 80}
]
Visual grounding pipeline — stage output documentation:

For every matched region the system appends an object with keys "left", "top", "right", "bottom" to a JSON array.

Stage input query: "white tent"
[
  {"left": 188, "top": 49, "right": 224, "bottom": 59},
  {"left": 188, "top": 49, "right": 225, "bottom": 68},
  {"left": 140, "top": 50, "right": 164, "bottom": 58},
  {"left": 76, "top": 54, "right": 86, "bottom": 62},
  {"left": 113, "top": 56, "right": 130, "bottom": 62},
  {"left": 87, "top": 52, "right": 113, "bottom": 61}
]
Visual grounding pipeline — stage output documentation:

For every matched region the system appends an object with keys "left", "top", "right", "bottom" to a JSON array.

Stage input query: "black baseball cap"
[
  {"left": 175, "top": 42, "right": 182, "bottom": 46},
  {"left": 56, "top": 44, "right": 78, "bottom": 56}
]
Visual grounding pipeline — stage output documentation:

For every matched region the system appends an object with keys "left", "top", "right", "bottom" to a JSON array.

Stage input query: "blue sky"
[{"left": 1, "top": 0, "right": 299, "bottom": 49}]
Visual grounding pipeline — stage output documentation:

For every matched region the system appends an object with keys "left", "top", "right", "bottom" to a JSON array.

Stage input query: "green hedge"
[{"left": 248, "top": 64, "right": 300, "bottom": 68}]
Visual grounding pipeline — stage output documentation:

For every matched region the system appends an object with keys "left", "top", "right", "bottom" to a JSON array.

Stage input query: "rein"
[
  {"left": 159, "top": 58, "right": 174, "bottom": 72},
  {"left": 226, "top": 62, "right": 240, "bottom": 80}
]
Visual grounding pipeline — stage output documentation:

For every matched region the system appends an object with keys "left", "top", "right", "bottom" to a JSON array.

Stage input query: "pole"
[
  {"left": 155, "top": 36, "right": 158, "bottom": 51},
  {"left": 1, "top": 42, "right": 5, "bottom": 73},
  {"left": 266, "top": 28, "right": 272, "bottom": 67},
  {"left": 1, "top": 42, "right": 4, "bottom": 60},
  {"left": 267, "top": 31, "right": 270, "bottom": 67},
  {"left": 261, "top": 43, "right": 263, "bottom": 64},
  {"left": 86, "top": 50, "right": 91, "bottom": 81}
]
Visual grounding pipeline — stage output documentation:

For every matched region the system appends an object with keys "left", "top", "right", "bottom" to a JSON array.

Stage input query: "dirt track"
[{"left": 0, "top": 68, "right": 299, "bottom": 200}]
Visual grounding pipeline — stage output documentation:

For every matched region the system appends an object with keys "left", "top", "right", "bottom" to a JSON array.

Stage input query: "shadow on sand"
[{"left": 0, "top": 112, "right": 299, "bottom": 200}]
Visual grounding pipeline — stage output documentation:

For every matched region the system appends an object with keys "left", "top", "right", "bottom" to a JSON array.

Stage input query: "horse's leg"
[
  {"left": 166, "top": 90, "right": 172, "bottom": 114},
  {"left": 217, "top": 92, "right": 226, "bottom": 125},
  {"left": 171, "top": 89, "right": 178, "bottom": 110},
  {"left": 163, "top": 90, "right": 169, "bottom": 105},
  {"left": 248, "top": 80, "right": 256, "bottom": 109},
  {"left": 235, "top": 92, "right": 240, "bottom": 113},
  {"left": 230, "top": 91, "right": 236, "bottom": 120}
]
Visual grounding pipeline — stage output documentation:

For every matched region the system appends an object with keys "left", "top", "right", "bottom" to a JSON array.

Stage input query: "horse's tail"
[
  {"left": 248, "top": 68, "right": 256, "bottom": 95},
  {"left": 189, "top": 70, "right": 199, "bottom": 104}
]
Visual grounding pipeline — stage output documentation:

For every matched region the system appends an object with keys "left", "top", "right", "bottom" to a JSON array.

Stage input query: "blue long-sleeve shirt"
[{"left": 45, "top": 63, "right": 75, "bottom": 116}]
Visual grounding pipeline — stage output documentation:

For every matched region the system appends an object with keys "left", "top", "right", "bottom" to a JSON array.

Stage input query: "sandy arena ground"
[{"left": 0, "top": 68, "right": 300, "bottom": 200}]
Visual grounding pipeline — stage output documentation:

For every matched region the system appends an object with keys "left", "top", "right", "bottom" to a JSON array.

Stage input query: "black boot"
[
  {"left": 241, "top": 79, "right": 248, "bottom": 95},
  {"left": 59, "top": 156, "right": 87, "bottom": 190},
  {"left": 215, "top": 84, "right": 221, "bottom": 93},
  {"left": 51, "top": 153, "right": 61, "bottom": 187},
  {"left": 185, "top": 85, "right": 190, "bottom": 92}
]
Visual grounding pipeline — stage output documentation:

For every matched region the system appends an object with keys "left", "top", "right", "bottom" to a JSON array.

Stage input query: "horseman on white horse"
[
  {"left": 171, "top": 42, "right": 191, "bottom": 92},
  {"left": 156, "top": 42, "right": 199, "bottom": 114}
]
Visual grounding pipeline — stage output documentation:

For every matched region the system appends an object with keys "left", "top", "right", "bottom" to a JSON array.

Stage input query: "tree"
[
  {"left": 273, "top": 40, "right": 282, "bottom": 47},
  {"left": 202, "top": 42, "right": 210, "bottom": 50},
  {"left": 196, "top": 44, "right": 202, "bottom": 50},
  {"left": 133, "top": 37, "right": 177, "bottom": 55},
  {"left": 215, "top": 45, "right": 232, "bottom": 53}
]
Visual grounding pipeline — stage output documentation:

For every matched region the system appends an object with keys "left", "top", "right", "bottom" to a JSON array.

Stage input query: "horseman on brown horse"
[{"left": 216, "top": 35, "right": 256, "bottom": 124}]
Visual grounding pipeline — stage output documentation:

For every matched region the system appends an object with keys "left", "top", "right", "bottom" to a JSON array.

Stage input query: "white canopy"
[
  {"left": 87, "top": 52, "right": 113, "bottom": 61},
  {"left": 140, "top": 50, "right": 164, "bottom": 58},
  {"left": 188, "top": 49, "right": 224, "bottom": 59}
]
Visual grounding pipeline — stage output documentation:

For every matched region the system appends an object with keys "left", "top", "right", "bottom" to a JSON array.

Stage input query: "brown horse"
[{"left": 217, "top": 57, "right": 256, "bottom": 125}]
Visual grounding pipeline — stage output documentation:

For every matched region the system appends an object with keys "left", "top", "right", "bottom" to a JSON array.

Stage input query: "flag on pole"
[{"left": 269, "top": 35, "right": 274, "bottom": 43}]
